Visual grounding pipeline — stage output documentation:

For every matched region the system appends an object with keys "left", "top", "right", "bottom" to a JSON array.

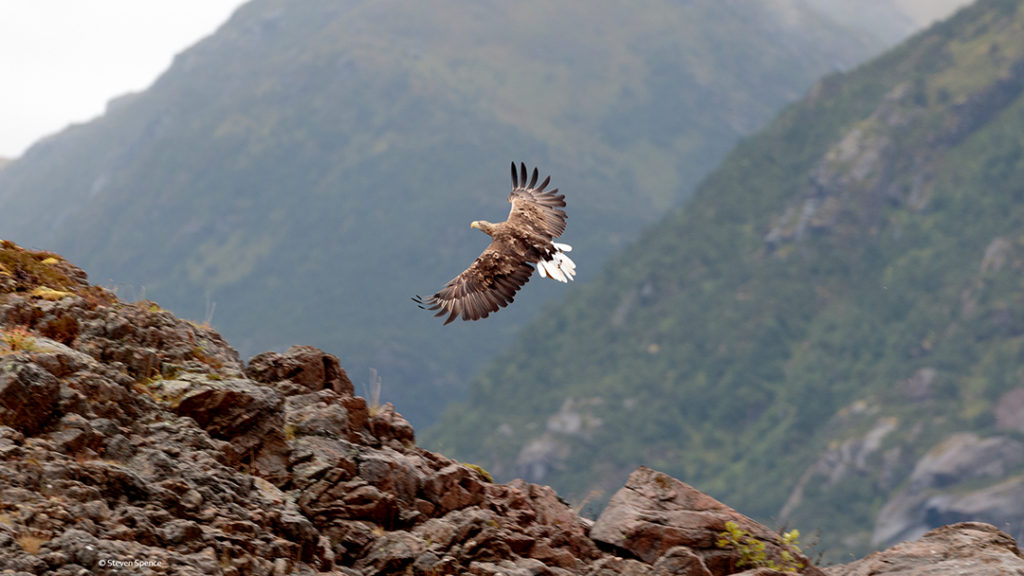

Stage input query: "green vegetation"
[
  {"left": 0, "top": 1, "right": 914, "bottom": 427},
  {"left": 461, "top": 463, "right": 494, "bottom": 483},
  {"left": 427, "top": 0, "right": 1024, "bottom": 560},
  {"left": 717, "top": 521, "right": 803, "bottom": 573}
]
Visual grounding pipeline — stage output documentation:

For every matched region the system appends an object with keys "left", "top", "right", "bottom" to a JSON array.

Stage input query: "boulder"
[
  {"left": 827, "top": 522, "right": 1024, "bottom": 576},
  {"left": 0, "top": 356, "right": 60, "bottom": 434},
  {"left": 591, "top": 466, "right": 823, "bottom": 575},
  {"left": 247, "top": 345, "right": 354, "bottom": 396}
]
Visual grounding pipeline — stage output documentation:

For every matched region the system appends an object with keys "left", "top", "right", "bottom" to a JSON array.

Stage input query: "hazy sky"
[{"left": 0, "top": 1, "right": 247, "bottom": 158}]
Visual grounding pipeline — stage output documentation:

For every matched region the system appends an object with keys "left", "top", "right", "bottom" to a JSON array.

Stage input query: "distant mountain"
[
  {"left": 0, "top": 0, "right": 961, "bottom": 427},
  {"left": 427, "top": 0, "right": 1024, "bottom": 560}
]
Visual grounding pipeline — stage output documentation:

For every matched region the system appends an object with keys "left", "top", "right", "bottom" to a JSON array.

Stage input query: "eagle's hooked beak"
[{"left": 470, "top": 221, "right": 481, "bottom": 230}]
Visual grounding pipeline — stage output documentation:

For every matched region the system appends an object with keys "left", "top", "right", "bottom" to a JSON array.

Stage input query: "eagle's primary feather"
[{"left": 414, "top": 162, "right": 575, "bottom": 324}]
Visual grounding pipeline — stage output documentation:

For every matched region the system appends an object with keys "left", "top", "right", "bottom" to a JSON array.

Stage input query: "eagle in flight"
[{"left": 414, "top": 162, "right": 575, "bottom": 325}]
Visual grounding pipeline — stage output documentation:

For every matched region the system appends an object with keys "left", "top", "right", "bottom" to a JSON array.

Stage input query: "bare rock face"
[
  {"left": 873, "top": 432, "right": 1024, "bottom": 547},
  {"left": 172, "top": 376, "right": 292, "bottom": 482},
  {"left": 0, "top": 241, "right": 639, "bottom": 574},
  {"left": 591, "top": 466, "right": 824, "bottom": 576},
  {"left": 827, "top": 522, "right": 1024, "bottom": 576}
]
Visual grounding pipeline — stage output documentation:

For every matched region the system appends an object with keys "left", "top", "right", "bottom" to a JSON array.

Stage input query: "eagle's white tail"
[{"left": 537, "top": 242, "right": 576, "bottom": 283}]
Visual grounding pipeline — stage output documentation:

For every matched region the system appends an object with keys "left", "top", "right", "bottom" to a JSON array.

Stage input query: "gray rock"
[
  {"left": 585, "top": 557, "right": 654, "bottom": 575},
  {"left": 468, "top": 558, "right": 553, "bottom": 576},
  {"left": 907, "top": 433, "right": 1024, "bottom": 490},
  {"left": 995, "top": 387, "right": 1024, "bottom": 434},
  {"left": 421, "top": 463, "right": 487, "bottom": 514},
  {"left": 0, "top": 356, "right": 60, "bottom": 433},
  {"left": 285, "top": 391, "right": 354, "bottom": 438},
  {"left": 828, "top": 522, "right": 1024, "bottom": 576},
  {"left": 172, "top": 376, "right": 290, "bottom": 481},
  {"left": 366, "top": 402, "right": 416, "bottom": 447},
  {"left": 354, "top": 530, "right": 426, "bottom": 573},
  {"left": 247, "top": 345, "right": 354, "bottom": 396},
  {"left": 652, "top": 546, "right": 712, "bottom": 576},
  {"left": 873, "top": 433, "right": 1024, "bottom": 547}
]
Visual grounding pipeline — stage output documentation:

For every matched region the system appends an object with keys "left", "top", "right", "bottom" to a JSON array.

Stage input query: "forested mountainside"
[
  {"left": 0, "top": 0, "right": 946, "bottom": 427},
  {"left": 428, "top": 0, "right": 1024, "bottom": 559}
]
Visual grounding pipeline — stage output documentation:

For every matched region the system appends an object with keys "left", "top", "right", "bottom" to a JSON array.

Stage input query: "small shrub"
[
  {"left": 0, "top": 326, "right": 36, "bottom": 354},
  {"left": 717, "top": 520, "right": 804, "bottom": 573},
  {"left": 462, "top": 462, "right": 494, "bottom": 482}
]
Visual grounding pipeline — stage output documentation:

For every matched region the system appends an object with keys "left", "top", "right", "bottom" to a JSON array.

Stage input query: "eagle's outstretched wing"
[
  {"left": 507, "top": 162, "right": 567, "bottom": 242},
  {"left": 413, "top": 244, "right": 534, "bottom": 325}
]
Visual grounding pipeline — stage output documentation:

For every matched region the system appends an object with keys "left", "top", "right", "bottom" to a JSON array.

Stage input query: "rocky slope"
[
  {"left": 0, "top": 240, "right": 813, "bottom": 575},
  {"left": 2, "top": 243, "right": 1021, "bottom": 575}
]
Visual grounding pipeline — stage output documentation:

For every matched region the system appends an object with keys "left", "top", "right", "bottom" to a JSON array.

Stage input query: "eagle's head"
[{"left": 470, "top": 220, "right": 496, "bottom": 236}]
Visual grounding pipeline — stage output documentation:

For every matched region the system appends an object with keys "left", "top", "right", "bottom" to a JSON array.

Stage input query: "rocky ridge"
[{"left": 0, "top": 239, "right": 1021, "bottom": 575}]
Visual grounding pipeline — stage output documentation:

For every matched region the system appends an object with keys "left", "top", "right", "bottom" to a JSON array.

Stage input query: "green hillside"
[
  {"left": 0, "top": 0, "right": 916, "bottom": 427},
  {"left": 427, "top": 0, "right": 1024, "bottom": 559}
]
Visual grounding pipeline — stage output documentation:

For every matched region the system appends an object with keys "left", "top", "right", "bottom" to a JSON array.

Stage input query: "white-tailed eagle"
[{"left": 414, "top": 162, "right": 575, "bottom": 324}]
